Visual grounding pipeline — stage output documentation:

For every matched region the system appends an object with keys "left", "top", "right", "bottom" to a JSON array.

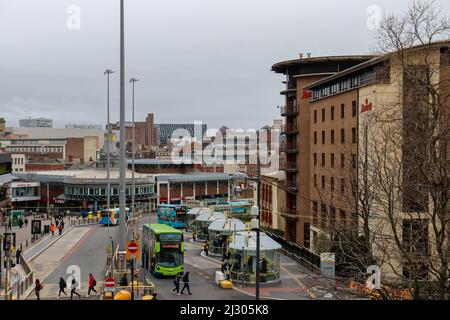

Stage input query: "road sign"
[
  {"left": 105, "top": 277, "right": 115, "bottom": 287},
  {"left": 127, "top": 242, "right": 139, "bottom": 254},
  {"left": 118, "top": 253, "right": 125, "bottom": 261}
]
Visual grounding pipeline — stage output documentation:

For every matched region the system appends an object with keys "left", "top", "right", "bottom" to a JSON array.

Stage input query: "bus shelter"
[
  {"left": 229, "top": 231, "right": 282, "bottom": 285},
  {"left": 187, "top": 207, "right": 213, "bottom": 230},
  {"left": 192, "top": 212, "right": 225, "bottom": 242},
  {"left": 207, "top": 218, "right": 246, "bottom": 256}
]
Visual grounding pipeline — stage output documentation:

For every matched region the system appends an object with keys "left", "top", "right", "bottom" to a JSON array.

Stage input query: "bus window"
[{"left": 156, "top": 251, "right": 183, "bottom": 268}]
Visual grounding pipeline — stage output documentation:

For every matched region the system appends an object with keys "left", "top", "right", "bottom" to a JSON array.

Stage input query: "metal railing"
[{"left": 264, "top": 230, "right": 321, "bottom": 273}]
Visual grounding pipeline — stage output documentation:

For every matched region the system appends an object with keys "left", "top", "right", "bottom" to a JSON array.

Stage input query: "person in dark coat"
[
  {"left": 172, "top": 273, "right": 182, "bottom": 295},
  {"left": 34, "top": 279, "right": 43, "bottom": 300},
  {"left": 58, "top": 277, "right": 68, "bottom": 298},
  {"left": 15, "top": 248, "right": 22, "bottom": 265},
  {"left": 70, "top": 278, "right": 81, "bottom": 299},
  {"left": 180, "top": 272, "right": 192, "bottom": 295}
]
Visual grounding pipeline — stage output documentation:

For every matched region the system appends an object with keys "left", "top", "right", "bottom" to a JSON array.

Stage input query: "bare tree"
[{"left": 369, "top": 0, "right": 450, "bottom": 299}]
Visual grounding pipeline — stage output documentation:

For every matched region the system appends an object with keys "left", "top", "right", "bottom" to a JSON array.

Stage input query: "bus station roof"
[
  {"left": 195, "top": 212, "right": 225, "bottom": 222},
  {"left": 187, "top": 207, "right": 213, "bottom": 215},
  {"left": 229, "top": 231, "right": 282, "bottom": 251},
  {"left": 208, "top": 218, "right": 246, "bottom": 232}
]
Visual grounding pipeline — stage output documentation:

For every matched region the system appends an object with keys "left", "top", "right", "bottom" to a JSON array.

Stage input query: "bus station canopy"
[
  {"left": 187, "top": 207, "right": 213, "bottom": 216},
  {"left": 195, "top": 212, "right": 225, "bottom": 222},
  {"left": 208, "top": 218, "right": 246, "bottom": 232},
  {"left": 229, "top": 231, "right": 282, "bottom": 251}
]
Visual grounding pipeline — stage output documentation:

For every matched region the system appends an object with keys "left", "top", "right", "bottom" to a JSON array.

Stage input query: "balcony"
[
  {"left": 283, "top": 161, "right": 298, "bottom": 172},
  {"left": 279, "top": 208, "right": 298, "bottom": 220},
  {"left": 285, "top": 181, "right": 298, "bottom": 194},
  {"left": 280, "top": 105, "right": 299, "bottom": 117},
  {"left": 285, "top": 123, "right": 298, "bottom": 135}
]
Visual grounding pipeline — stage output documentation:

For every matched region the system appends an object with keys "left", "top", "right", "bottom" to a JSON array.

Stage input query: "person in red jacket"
[{"left": 87, "top": 273, "right": 98, "bottom": 296}]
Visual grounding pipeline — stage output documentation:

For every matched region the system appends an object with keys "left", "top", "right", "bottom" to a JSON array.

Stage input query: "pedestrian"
[
  {"left": 50, "top": 224, "right": 55, "bottom": 236},
  {"left": 224, "top": 265, "right": 231, "bottom": 281},
  {"left": 180, "top": 272, "right": 192, "bottom": 295},
  {"left": 19, "top": 218, "right": 23, "bottom": 229},
  {"left": 261, "top": 257, "right": 268, "bottom": 274},
  {"left": 87, "top": 273, "right": 98, "bottom": 296},
  {"left": 34, "top": 279, "right": 43, "bottom": 300},
  {"left": 119, "top": 274, "right": 128, "bottom": 287},
  {"left": 192, "top": 230, "right": 196, "bottom": 242},
  {"left": 7, "top": 217, "right": 12, "bottom": 231},
  {"left": 58, "top": 224, "right": 63, "bottom": 236},
  {"left": 24, "top": 217, "right": 29, "bottom": 227},
  {"left": 221, "top": 259, "right": 226, "bottom": 273},
  {"left": 70, "top": 278, "right": 81, "bottom": 300},
  {"left": 58, "top": 277, "right": 68, "bottom": 298},
  {"left": 172, "top": 273, "right": 182, "bottom": 295},
  {"left": 61, "top": 220, "right": 65, "bottom": 229},
  {"left": 15, "top": 248, "right": 22, "bottom": 265},
  {"left": 204, "top": 242, "right": 209, "bottom": 256}
]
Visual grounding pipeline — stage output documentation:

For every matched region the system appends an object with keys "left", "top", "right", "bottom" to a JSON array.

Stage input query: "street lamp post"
[
  {"left": 129, "top": 78, "right": 139, "bottom": 220},
  {"left": 255, "top": 152, "right": 261, "bottom": 301},
  {"left": 118, "top": 0, "right": 127, "bottom": 251},
  {"left": 104, "top": 69, "right": 115, "bottom": 238}
]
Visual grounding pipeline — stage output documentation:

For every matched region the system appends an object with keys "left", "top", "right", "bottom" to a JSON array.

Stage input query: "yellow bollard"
[{"left": 114, "top": 290, "right": 131, "bottom": 300}]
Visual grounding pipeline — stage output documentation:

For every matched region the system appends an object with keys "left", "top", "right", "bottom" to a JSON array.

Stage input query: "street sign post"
[{"left": 104, "top": 277, "right": 115, "bottom": 293}]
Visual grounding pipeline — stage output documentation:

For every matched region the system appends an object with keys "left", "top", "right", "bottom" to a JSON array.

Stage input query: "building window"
[
  {"left": 321, "top": 204, "right": 327, "bottom": 228},
  {"left": 340, "top": 128, "right": 345, "bottom": 144},
  {"left": 313, "top": 174, "right": 317, "bottom": 187},
  {"left": 322, "top": 108, "right": 325, "bottom": 122},
  {"left": 330, "top": 177, "right": 335, "bottom": 191},
  {"left": 313, "top": 153, "right": 317, "bottom": 166},
  {"left": 340, "top": 178, "right": 345, "bottom": 194},
  {"left": 352, "top": 154, "right": 357, "bottom": 169},
  {"left": 322, "top": 131, "right": 325, "bottom": 144},
  {"left": 314, "top": 132, "right": 317, "bottom": 145},
  {"left": 313, "top": 202, "right": 318, "bottom": 225},
  {"left": 331, "top": 106, "right": 335, "bottom": 121},
  {"left": 330, "top": 206, "right": 337, "bottom": 229},
  {"left": 331, "top": 153, "right": 335, "bottom": 168},
  {"left": 341, "top": 104, "right": 345, "bottom": 119},
  {"left": 341, "top": 154, "right": 345, "bottom": 168},
  {"left": 321, "top": 153, "right": 325, "bottom": 167},
  {"left": 352, "top": 101, "right": 357, "bottom": 117},
  {"left": 314, "top": 110, "right": 317, "bottom": 123},
  {"left": 322, "top": 175, "right": 326, "bottom": 189},
  {"left": 330, "top": 130, "right": 335, "bottom": 144},
  {"left": 339, "top": 209, "right": 347, "bottom": 227},
  {"left": 352, "top": 127, "right": 357, "bottom": 143}
]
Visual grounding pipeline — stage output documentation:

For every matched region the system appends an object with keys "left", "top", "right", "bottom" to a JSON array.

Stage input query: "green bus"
[{"left": 142, "top": 224, "right": 184, "bottom": 277}]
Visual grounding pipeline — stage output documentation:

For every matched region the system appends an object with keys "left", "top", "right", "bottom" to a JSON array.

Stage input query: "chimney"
[
  {"left": 307, "top": 53, "right": 312, "bottom": 58},
  {"left": 299, "top": 53, "right": 304, "bottom": 59}
]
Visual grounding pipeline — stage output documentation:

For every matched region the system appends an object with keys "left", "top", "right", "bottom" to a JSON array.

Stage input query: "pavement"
[
  {"left": 3, "top": 211, "right": 359, "bottom": 300},
  {"left": 27, "top": 224, "right": 117, "bottom": 300}
]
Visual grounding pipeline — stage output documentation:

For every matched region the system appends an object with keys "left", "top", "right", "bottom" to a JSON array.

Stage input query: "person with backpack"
[
  {"left": 87, "top": 273, "right": 98, "bottom": 296},
  {"left": 172, "top": 273, "right": 182, "bottom": 295},
  {"left": 58, "top": 277, "right": 68, "bottom": 298},
  {"left": 70, "top": 277, "right": 81, "bottom": 300},
  {"left": 50, "top": 224, "right": 55, "bottom": 236},
  {"left": 58, "top": 224, "right": 63, "bottom": 236},
  {"left": 204, "top": 242, "right": 209, "bottom": 256},
  {"left": 180, "top": 272, "right": 192, "bottom": 295},
  {"left": 34, "top": 279, "right": 43, "bottom": 300}
]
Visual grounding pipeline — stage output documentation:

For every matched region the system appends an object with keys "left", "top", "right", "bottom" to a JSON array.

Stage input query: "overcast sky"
[{"left": 1, "top": 0, "right": 449, "bottom": 131}]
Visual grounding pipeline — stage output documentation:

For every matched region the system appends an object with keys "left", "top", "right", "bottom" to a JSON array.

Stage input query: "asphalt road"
[{"left": 41, "top": 224, "right": 120, "bottom": 299}]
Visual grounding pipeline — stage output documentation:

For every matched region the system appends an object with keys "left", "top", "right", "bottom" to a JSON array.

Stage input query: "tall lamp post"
[
  {"left": 129, "top": 78, "right": 139, "bottom": 220},
  {"left": 118, "top": 0, "right": 127, "bottom": 251},
  {"left": 104, "top": 69, "right": 115, "bottom": 238}
]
